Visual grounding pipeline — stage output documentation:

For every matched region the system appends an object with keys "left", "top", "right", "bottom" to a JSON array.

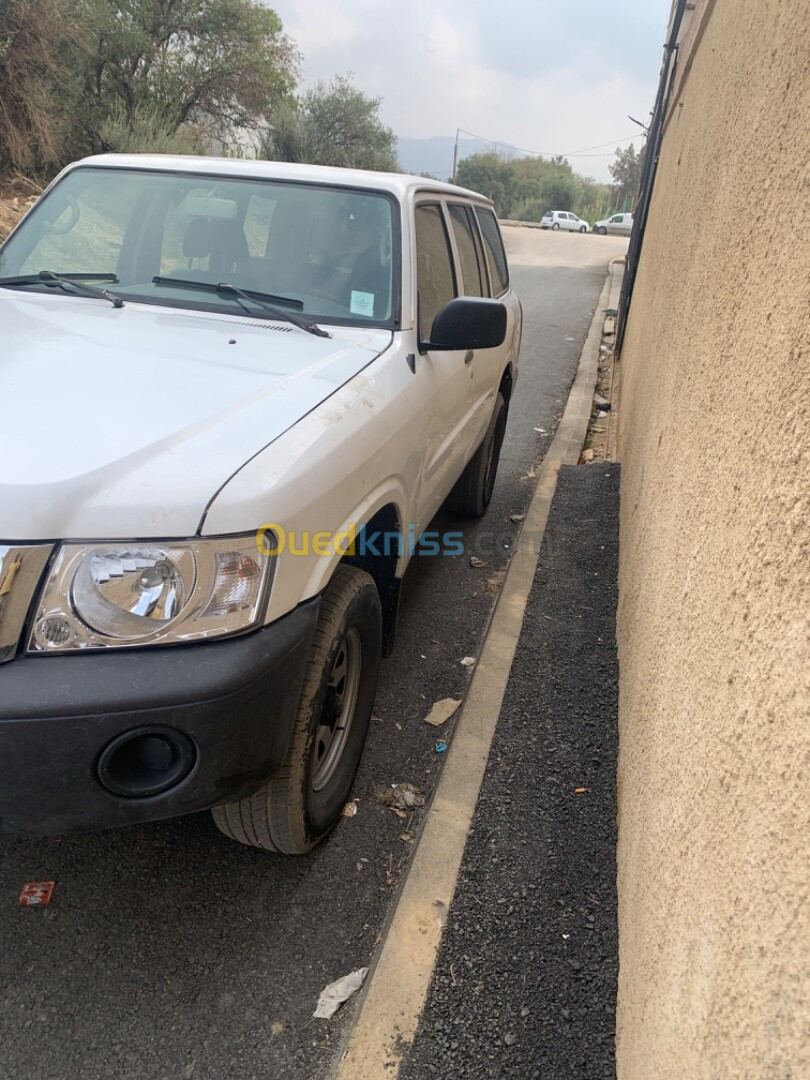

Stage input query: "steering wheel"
[{"left": 47, "top": 195, "right": 80, "bottom": 236}]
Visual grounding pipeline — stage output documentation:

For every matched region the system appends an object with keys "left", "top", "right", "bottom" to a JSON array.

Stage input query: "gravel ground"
[{"left": 400, "top": 462, "right": 620, "bottom": 1080}]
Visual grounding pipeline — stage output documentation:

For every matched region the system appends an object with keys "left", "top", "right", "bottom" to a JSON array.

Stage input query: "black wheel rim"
[{"left": 311, "top": 628, "right": 362, "bottom": 792}]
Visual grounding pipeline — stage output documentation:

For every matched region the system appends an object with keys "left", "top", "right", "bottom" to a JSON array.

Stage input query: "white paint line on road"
[{"left": 334, "top": 266, "right": 617, "bottom": 1080}]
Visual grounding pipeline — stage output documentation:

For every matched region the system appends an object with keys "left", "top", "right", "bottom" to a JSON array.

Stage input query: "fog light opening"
[{"left": 97, "top": 727, "right": 196, "bottom": 798}]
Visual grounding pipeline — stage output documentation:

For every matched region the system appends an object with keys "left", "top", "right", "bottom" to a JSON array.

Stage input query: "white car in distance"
[
  {"left": 593, "top": 212, "right": 633, "bottom": 235},
  {"left": 0, "top": 155, "right": 522, "bottom": 854},
  {"left": 540, "top": 210, "right": 590, "bottom": 233}
]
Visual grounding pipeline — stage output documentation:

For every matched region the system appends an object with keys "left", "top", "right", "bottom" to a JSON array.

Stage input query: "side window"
[
  {"left": 448, "top": 204, "right": 485, "bottom": 297},
  {"left": 415, "top": 203, "right": 456, "bottom": 340},
  {"left": 475, "top": 207, "right": 509, "bottom": 296}
]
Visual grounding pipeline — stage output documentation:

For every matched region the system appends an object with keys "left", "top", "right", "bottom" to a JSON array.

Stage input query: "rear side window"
[
  {"left": 415, "top": 204, "right": 457, "bottom": 340},
  {"left": 448, "top": 204, "right": 485, "bottom": 297},
  {"left": 475, "top": 207, "right": 509, "bottom": 296}
]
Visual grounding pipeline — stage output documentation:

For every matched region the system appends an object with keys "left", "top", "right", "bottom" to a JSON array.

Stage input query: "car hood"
[{"left": 0, "top": 292, "right": 391, "bottom": 540}]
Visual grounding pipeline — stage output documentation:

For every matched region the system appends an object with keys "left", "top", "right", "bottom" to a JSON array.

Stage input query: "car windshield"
[{"left": 0, "top": 166, "right": 397, "bottom": 326}]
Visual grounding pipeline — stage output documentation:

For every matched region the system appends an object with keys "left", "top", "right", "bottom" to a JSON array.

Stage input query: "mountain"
[{"left": 396, "top": 135, "right": 524, "bottom": 180}]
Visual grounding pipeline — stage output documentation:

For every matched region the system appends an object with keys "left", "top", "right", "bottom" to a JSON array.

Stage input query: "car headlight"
[{"left": 28, "top": 534, "right": 274, "bottom": 653}]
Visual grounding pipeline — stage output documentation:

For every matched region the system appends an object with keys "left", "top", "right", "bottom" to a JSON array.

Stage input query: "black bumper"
[{"left": 0, "top": 599, "right": 319, "bottom": 835}]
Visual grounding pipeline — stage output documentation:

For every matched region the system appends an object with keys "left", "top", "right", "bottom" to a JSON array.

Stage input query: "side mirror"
[{"left": 423, "top": 297, "right": 507, "bottom": 353}]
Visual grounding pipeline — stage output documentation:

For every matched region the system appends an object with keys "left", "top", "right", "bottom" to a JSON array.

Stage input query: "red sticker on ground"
[{"left": 19, "top": 882, "right": 55, "bottom": 906}]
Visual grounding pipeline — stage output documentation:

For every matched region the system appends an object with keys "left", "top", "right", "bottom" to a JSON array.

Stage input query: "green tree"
[
  {"left": 263, "top": 75, "right": 399, "bottom": 171},
  {"left": 608, "top": 142, "right": 646, "bottom": 201},
  {"left": 455, "top": 152, "right": 512, "bottom": 211},
  {"left": 80, "top": 0, "right": 298, "bottom": 152}
]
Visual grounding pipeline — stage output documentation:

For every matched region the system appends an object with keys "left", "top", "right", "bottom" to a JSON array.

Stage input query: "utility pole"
[{"left": 451, "top": 128, "right": 460, "bottom": 184}]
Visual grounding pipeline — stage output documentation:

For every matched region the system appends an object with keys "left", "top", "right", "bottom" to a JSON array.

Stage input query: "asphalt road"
[{"left": 0, "top": 229, "right": 627, "bottom": 1080}]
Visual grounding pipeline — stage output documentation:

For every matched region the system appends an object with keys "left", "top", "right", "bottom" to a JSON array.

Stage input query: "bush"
[{"left": 97, "top": 103, "right": 201, "bottom": 156}]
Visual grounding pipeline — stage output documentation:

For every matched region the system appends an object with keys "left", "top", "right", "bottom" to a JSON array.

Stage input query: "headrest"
[
  {"left": 182, "top": 217, "right": 215, "bottom": 259},
  {"left": 182, "top": 218, "right": 250, "bottom": 264}
]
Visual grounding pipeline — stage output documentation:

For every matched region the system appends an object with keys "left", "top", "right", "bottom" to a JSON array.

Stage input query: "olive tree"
[
  {"left": 80, "top": 0, "right": 299, "bottom": 151},
  {"left": 264, "top": 75, "right": 399, "bottom": 172}
]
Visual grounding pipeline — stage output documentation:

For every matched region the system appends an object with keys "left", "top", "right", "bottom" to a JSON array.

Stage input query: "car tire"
[
  {"left": 551, "top": 222, "right": 560, "bottom": 231},
  {"left": 579, "top": 225, "right": 587, "bottom": 233},
  {"left": 446, "top": 392, "right": 508, "bottom": 517},
  {"left": 597, "top": 226, "right": 607, "bottom": 235},
  {"left": 211, "top": 566, "right": 382, "bottom": 854}
]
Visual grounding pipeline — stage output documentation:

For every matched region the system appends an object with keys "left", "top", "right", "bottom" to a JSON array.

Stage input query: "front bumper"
[{"left": 0, "top": 599, "right": 319, "bottom": 835}]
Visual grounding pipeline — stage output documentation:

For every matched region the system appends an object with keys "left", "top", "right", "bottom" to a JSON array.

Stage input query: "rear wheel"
[
  {"left": 551, "top": 222, "right": 560, "bottom": 231},
  {"left": 212, "top": 566, "right": 382, "bottom": 853},
  {"left": 447, "top": 392, "right": 507, "bottom": 517}
]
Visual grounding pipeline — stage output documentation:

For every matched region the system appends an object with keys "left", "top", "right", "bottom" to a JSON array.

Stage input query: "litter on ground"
[
  {"left": 313, "top": 967, "right": 369, "bottom": 1019},
  {"left": 375, "top": 783, "right": 425, "bottom": 812},
  {"left": 423, "top": 698, "right": 461, "bottom": 726}
]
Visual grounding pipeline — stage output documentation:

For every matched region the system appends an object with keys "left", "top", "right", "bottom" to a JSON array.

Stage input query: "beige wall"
[{"left": 616, "top": 1, "right": 810, "bottom": 1077}]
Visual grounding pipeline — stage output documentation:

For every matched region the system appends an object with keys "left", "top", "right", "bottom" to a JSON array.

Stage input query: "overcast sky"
[{"left": 269, "top": 0, "right": 672, "bottom": 182}]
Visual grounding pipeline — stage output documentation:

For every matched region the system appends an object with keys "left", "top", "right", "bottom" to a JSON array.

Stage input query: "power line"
[
  {"left": 456, "top": 127, "right": 641, "bottom": 160},
  {"left": 564, "top": 135, "right": 642, "bottom": 155}
]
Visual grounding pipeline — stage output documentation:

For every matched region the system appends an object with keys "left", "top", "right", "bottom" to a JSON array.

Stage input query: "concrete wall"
[{"left": 615, "top": 1, "right": 810, "bottom": 1077}]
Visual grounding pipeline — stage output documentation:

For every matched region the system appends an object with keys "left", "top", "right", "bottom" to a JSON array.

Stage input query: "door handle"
[{"left": 464, "top": 350, "right": 474, "bottom": 365}]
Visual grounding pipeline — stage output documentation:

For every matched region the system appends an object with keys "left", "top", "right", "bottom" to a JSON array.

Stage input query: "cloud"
[{"left": 269, "top": 0, "right": 669, "bottom": 180}]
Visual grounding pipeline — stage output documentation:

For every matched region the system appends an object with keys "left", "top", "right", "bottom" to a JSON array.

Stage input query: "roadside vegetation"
[
  {"left": 456, "top": 143, "right": 642, "bottom": 225},
  {"left": 0, "top": 0, "right": 393, "bottom": 183}
]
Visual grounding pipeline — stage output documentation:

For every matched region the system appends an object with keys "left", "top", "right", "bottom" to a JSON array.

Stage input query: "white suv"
[
  {"left": 540, "top": 210, "right": 589, "bottom": 233},
  {"left": 0, "top": 155, "right": 521, "bottom": 852}
]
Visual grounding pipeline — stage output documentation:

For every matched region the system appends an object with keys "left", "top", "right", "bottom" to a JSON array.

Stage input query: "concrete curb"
[{"left": 333, "top": 266, "right": 616, "bottom": 1080}]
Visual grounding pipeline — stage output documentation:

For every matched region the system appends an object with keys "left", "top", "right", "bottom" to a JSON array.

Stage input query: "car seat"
[{"left": 179, "top": 217, "right": 249, "bottom": 280}]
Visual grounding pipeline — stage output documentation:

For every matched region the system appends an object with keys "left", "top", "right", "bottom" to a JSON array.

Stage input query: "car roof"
[{"left": 65, "top": 154, "right": 494, "bottom": 206}]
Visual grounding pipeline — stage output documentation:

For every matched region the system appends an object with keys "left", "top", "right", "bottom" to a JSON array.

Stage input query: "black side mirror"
[{"left": 422, "top": 297, "right": 507, "bottom": 353}]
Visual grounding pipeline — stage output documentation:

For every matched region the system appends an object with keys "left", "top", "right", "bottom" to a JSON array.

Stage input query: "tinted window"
[
  {"left": 415, "top": 204, "right": 456, "bottom": 340},
  {"left": 448, "top": 204, "right": 484, "bottom": 297},
  {"left": 476, "top": 207, "right": 508, "bottom": 295}
]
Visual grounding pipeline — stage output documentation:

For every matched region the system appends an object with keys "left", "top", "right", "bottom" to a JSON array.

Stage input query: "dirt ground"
[
  {"left": 0, "top": 177, "right": 42, "bottom": 241},
  {"left": 582, "top": 305, "right": 619, "bottom": 463}
]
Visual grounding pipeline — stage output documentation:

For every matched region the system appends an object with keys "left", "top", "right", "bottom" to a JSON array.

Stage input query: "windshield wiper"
[
  {"left": 0, "top": 270, "right": 124, "bottom": 308},
  {"left": 151, "top": 276, "right": 330, "bottom": 339}
]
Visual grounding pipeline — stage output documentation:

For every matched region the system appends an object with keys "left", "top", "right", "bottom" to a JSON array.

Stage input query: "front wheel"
[
  {"left": 597, "top": 226, "right": 607, "bottom": 235},
  {"left": 212, "top": 566, "right": 382, "bottom": 853},
  {"left": 579, "top": 225, "right": 587, "bottom": 233},
  {"left": 446, "top": 392, "right": 508, "bottom": 517}
]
